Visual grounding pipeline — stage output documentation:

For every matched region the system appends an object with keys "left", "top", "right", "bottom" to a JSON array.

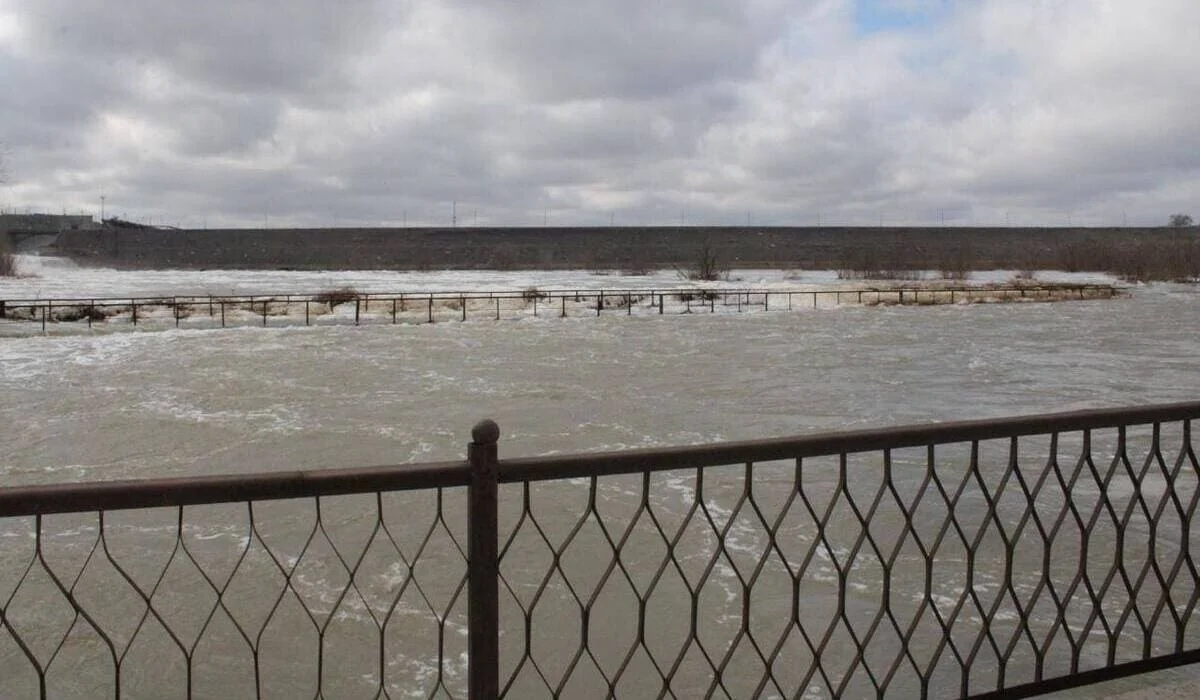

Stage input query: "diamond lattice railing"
[
  {"left": 495, "top": 421, "right": 1200, "bottom": 698},
  {"left": 2, "top": 407, "right": 1198, "bottom": 699},
  {"left": 0, "top": 489, "right": 471, "bottom": 699}
]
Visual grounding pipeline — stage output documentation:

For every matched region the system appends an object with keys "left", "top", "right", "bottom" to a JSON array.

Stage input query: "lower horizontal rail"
[{"left": 970, "top": 649, "right": 1200, "bottom": 699}]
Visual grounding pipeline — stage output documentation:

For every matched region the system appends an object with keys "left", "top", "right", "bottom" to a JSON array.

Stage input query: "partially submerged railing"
[
  {"left": 0, "top": 283, "right": 1119, "bottom": 332},
  {"left": 2, "top": 401, "right": 1197, "bottom": 698}
]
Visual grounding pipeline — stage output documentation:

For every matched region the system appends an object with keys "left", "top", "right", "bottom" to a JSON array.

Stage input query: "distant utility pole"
[
  {"left": 100, "top": 195, "right": 106, "bottom": 222},
  {"left": 452, "top": 201, "right": 457, "bottom": 227}
]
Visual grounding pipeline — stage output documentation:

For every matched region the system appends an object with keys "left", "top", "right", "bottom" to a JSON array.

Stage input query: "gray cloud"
[{"left": 1, "top": 0, "right": 1198, "bottom": 228}]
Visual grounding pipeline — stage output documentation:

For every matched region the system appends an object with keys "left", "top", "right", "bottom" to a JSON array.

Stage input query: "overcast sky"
[{"left": 1, "top": 0, "right": 1197, "bottom": 228}]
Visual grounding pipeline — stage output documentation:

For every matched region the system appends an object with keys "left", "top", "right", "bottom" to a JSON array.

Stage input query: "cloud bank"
[{"left": 1, "top": 0, "right": 1197, "bottom": 227}]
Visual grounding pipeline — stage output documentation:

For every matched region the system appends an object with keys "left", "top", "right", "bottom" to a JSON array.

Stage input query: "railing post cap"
[{"left": 472, "top": 419, "right": 500, "bottom": 445}]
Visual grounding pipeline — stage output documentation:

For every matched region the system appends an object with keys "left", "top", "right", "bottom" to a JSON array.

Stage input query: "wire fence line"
[
  {"left": 1, "top": 401, "right": 1197, "bottom": 698},
  {"left": 0, "top": 283, "right": 1120, "bottom": 333}
]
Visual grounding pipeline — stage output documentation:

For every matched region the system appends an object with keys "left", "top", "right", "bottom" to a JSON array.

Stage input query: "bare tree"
[
  {"left": 678, "top": 238, "right": 728, "bottom": 281},
  {"left": 0, "top": 234, "right": 15, "bottom": 277},
  {"left": 1169, "top": 214, "right": 1194, "bottom": 227},
  {"left": 0, "top": 148, "right": 15, "bottom": 276}
]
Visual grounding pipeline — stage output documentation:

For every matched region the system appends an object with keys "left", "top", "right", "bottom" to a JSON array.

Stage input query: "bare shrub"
[
  {"left": 3, "top": 305, "right": 36, "bottom": 320},
  {"left": 1111, "top": 238, "right": 1200, "bottom": 282},
  {"left": 521, "top": 287, "right": 548, "bottom": 302},
  {"left": 0, "top": 237, "right": 16, "bottom": 277},
  {"left": 52, "top": 305, "right": 109, "bottom": 323},
  {"left": 935, "top": 239, "right": 973, "bottom": 280},
  {"left": 678, "top": 240, "right": 728, "bottom": 281},
  {"left": 313, "top": 287, "right": 360, "bottom": 307},
  {"left": 833, "top": 246, "right": 922, "bottom": 280}
]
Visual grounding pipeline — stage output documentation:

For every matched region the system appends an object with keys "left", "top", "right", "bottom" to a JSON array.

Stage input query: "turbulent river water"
[{"left": 1, "top": 257, "right": 1198, "bottom": 698}]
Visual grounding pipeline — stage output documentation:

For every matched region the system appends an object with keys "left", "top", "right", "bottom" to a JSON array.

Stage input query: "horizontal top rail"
[
  {"left": 499, "top": 400, "right": 1200, "bottom": 483},
  {"left": 0, "top": 282, "right": 1119, "bottom": 307},
  {"left": 3, "top": 401, "right": 1196, "bottom": 518},
  {"left": 0, "top": 460, "right": 470, "bottom": 518}
]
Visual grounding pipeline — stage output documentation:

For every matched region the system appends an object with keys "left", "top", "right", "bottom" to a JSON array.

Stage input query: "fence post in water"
[
  {"left": 561, "top": 296, "right": 567, "bottom": 318},
  {"left": 597, "top": 291, "right": 603, "bottom": 316},
  {"left": 262, "top": 301, "right": 268, "bottom": 327},
  {"left": 305, "top": 301, "right": 310, "bottom": 326},
  {"left": 468, "top": 419, "right": 500, "bottom": 700},
  {"left": 41, "top": 305, "right": 47, "bottom": 333},
  {"left": 493, "top": 297, "right": 499, "bottom": 321},
  {"left": 659, "top": 294, "right": 664, "bottom": 314},
  {"left": 430, "top": 296, "right": 436, "bottom": 324},
  {"left": 132, "top": 302, "right": 138, "bottom": 326},
  {"left": 355, "top": 299, "right": 361, "bottom": 326}
]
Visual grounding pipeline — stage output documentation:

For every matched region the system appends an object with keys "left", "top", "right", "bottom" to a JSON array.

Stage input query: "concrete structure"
[
  {"left": 0, "top": 213, "right": 98, "bottom": 233},
  {"left": 1, "top": 213, "right": 99, "bottom": 253}
]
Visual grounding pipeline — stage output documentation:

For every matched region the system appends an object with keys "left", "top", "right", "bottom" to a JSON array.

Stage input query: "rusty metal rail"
[
  {"left": 0, "top": 283, "right": 1120, "bottom": 332},
  {"left": 2, "top": 401, "right": 1196, "bottom": 698}
]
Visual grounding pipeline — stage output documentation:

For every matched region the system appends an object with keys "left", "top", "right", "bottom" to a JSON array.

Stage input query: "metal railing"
[
  {"left": 0, "top": 283, "right": 1119, "bottom": 332},
  {"left": 1, "top": 401, "right": 1197, "bottom": 698}
]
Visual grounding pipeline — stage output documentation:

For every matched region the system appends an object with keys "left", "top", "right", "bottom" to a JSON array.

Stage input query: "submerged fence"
[
  {"left": 1, "top": 401, "right": 1198, "bottom": 698},
  {"left": 0, "top": 283, "right": 1119, "bottom": 332}
]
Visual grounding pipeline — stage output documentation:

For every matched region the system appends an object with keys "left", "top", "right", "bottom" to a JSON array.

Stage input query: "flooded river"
[{"left": 1, "top": 260, "right": 1198, "bottom": 698}]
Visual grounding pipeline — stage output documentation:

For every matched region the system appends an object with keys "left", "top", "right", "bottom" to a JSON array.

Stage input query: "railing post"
[{"left": 468, "top": 420, "right": 500, "bottom": 700}]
